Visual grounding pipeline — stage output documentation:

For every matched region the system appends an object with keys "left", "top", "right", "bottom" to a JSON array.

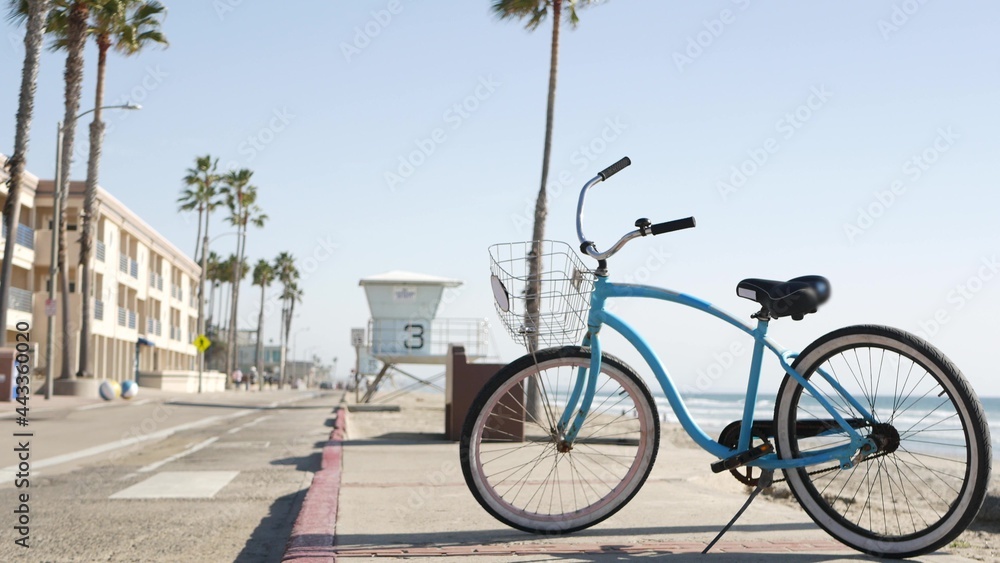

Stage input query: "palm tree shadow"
[{"left": 233, "top": 488, "right": 308, "bottom": 562}]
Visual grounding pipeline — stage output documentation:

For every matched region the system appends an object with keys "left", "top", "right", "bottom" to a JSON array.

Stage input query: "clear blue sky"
[{"left": 2, "top": 1, "right": 999, "bottom": 396}]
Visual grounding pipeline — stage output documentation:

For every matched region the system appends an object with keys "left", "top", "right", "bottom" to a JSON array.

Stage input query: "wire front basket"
[{"left": 489, "top": 240, "right": 595, "bottom": 349}]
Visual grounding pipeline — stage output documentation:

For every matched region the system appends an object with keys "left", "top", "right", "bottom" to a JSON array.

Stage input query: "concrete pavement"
[
  {"left": 285, "top": 392, "right": 989, "bottom": 562},
  {"left": 0, "top": 387, "right": 342, "bottom": 562}
]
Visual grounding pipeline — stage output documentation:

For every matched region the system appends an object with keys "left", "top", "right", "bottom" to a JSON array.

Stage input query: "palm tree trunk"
[
  {"left": 0, "top": 0, "right": 51, "bottom": 347},
  {"left": 193, "top": 204, "right": 203, "bottom": 262},
  {"left": 283, "top": 296, "right": 295, "bottom": 388},
  {"left": 58, "top": 2, "right": 90, "bottom": 380},
  {"left": 227, "top": 226, "right": 244, "bottom": 376},
  {"left": 278, "top": 302, "right": 286, "bottom": 388},
  {"left": 208, "top": 281, "right": 216, "bottom": 328},
  {"left": 525, "top": 0, "right": 562, "bottom": 420},
  {"left": 255, "top": 281, "right": 266, "bottom": 390},
  {"left": 78, "top": 41, "right": 110, "bottom": 378}
]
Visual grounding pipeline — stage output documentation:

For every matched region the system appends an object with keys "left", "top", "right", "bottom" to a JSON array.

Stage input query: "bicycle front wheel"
[
  {"left": 460, "top": 346, "right": 659, "bottom": 534},
  {"left": 774, "top": 325, "right": 991, "bottom": 558}
]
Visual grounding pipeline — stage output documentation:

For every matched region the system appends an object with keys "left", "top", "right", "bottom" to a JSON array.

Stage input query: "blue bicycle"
[{"left": 461, "top": 157, "right": 992, "bottom": 558}]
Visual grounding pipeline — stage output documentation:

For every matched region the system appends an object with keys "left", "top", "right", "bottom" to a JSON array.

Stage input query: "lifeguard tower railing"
[{"left": 367, "top": 317, "right": 489, "bottom": 364}]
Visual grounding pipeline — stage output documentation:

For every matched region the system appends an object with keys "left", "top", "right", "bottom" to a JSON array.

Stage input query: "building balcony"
[
  {"left": 119, "top": 254, "right": 128, "bottom": 274},
  {"left": 146, "top": 318, "right": 162, "bottom": 336},
  {"left": 9, "top": 286, "right": 32, "bottom": 313},
  {"left": 170, "top": 325, "right": 182, "bottom": 340},
  {"left": 118, "top": 306, "right": 127, "bottom": 327},
  {"left": 94, "top": 299, "right": 104, "bottom": 321},
  {"left": 149, "top": 272, "right": 164, "bottom": 291},
  {"left": 1, "top": 219, "right": 34, "bottom": 250},
  {"left": 129, "top": 310, "right": 137, "bottom": 330},
  {"left": 96, "top": 240, "right": 105, "bottom": 262},
  {"left": 170, "top": 284, "right": 183, "bottom": 302},
  {"left": 130, "top": 259, "right": 138, "bottom": 279}
]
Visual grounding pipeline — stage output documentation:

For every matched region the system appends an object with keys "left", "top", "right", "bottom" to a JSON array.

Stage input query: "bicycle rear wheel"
[
  {"left": 460, "top": 346, "right": 659, "bottom": 534},
  {"left": 774, "top": 325, "right": 991, "bottom": 558}
]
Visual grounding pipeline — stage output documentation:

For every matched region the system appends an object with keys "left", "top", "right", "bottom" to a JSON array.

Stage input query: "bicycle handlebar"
[
  {"left": 577, "top": 157, "right": 696, "bottom": 263},
  {"left": 598, "top": 156, "right": 631, "bottom": 180}
]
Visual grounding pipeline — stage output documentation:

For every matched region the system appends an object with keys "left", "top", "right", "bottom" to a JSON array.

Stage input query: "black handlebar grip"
[
  {"left": 598, "top": 157, "right": 631, "bottom": 181},
  {"left": 650, "top": 216, "right": 697, "bottom": 236}
]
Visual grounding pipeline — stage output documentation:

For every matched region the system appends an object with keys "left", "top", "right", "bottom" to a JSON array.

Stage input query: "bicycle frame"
[{"left": 555, "top": 276, "right": 878, "bottom": 470}]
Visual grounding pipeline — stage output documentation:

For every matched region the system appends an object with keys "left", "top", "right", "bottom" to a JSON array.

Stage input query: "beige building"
[
  {"left": 0, "top": 156, "right": 40, "bottom": 344},
  {"left": 2, "top": 154, "right": 221, "bottom": 391}
]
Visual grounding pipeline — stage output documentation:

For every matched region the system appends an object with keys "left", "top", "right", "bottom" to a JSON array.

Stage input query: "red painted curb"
[{"left": 283, "top": 405, "right": 347, "bottom": 562}]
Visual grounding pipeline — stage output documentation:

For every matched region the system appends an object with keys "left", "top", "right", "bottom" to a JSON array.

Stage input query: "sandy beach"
[{"left": 326, "top": 389, "right": 998, "bottom": 561}]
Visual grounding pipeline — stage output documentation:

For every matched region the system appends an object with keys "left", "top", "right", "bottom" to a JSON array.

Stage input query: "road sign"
[
  {"left": 351, "top": 328, "right": 365, "bottom": 347},
  {"left": 193, "top": 334, "right": 212, "bottom": 353},
  {"left": 45, "top": 298, "right": 56, "bottom": 317}
]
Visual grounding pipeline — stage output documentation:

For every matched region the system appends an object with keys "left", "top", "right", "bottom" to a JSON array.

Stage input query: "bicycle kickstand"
[{"left": 702, "top": 469, "right": 774, "bottom": 555}]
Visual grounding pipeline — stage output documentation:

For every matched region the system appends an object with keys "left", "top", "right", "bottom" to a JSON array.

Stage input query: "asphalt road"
[{"left": 0, "top": 390, "right": 341, "bottom": 562}]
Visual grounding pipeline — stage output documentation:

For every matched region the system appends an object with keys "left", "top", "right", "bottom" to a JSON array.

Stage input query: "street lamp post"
[{"left": 45, "top": 103, "right": 140, "bottom": 399}]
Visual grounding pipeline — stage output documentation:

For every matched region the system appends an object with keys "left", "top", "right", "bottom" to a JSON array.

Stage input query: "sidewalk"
[
  {"left": 0, "top": 383, "right": 319, "bottom": 419},
  {"left": 284, "top": 392, "right": 991, "bottom": 562}
]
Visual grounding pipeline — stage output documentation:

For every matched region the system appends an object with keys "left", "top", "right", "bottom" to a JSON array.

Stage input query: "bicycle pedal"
[{"left": 711, "top": 442, "right": 774, "bottom": 474}]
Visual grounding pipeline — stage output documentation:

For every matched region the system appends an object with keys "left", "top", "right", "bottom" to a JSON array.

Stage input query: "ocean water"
[{"left": 653, "top": 392, "right": 1000, "bottom": 461}]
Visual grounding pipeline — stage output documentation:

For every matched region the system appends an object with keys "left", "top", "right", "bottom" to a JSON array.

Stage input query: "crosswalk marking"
[{"left": 110, "top": 471, "right": 239, "bottom": 499}]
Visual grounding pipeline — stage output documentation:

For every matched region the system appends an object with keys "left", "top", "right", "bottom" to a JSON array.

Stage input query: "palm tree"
[
  {"left": 251, "top": 259, "right": 274, "bottom": 389},
  {"left": 280, "top": 282, "right": 302, "bottom": 388},
  {"left": 44, "top": 0, "right": 93, "bottom": 379},
  {"left": 78, "top": 0, "right": 168, "bottom": 377},
  {"left": 220, "top": 169, "right": 266, "bottom": 377},
  {"left": 204, "top": 250, "right": 221, "bottom": 326},
  {"left": 212, "top": 252, "right": 246, "bottom": 375},
  {"left": 0, "top": 0, "right": 53, "bottom": 347},
  {"left": 492, "top": 0, "right": 597, "bottom": 416},
  {"left": 273, "top": 252, "right": 298, "bottom": 388},
  {"left": 178, "top": 155, "right": 220, "bottom": 262}
]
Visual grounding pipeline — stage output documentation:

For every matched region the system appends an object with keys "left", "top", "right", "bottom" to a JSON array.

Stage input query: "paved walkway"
[{"left": 284, "top": 393, "right": 980, "bottom": 562}]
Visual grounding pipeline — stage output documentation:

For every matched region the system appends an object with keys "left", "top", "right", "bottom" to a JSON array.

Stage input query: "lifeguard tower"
[{"left": 354, "top": 271, "right": 488, "bottom": 402}]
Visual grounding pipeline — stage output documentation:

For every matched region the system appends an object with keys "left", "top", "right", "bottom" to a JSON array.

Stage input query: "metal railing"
[
  {"left": 170, "top": 326, "right": 181, "bottom": 340},
  {"left": 118, "top": 306, "right": 127, "bottom": 327},
  {"left": 129, "top": 259, "right": 138, "bottom": 279},
  {"left": 119, "top": 254, "right": 128, "bottom": 273},
  {"left": 366, "top": 317, "right": 489, "bottom": 358},
  {"left": 9, "top": 287, "right": 32, "bottom": 313},
  {"left": 94, "top": 299, "right": 104, "bottom": 320},
  {"left": 171, "top": 284, "right": 183, "bottom": 301},
  {"left": 96, "top": 240, "right": 106, "bottom": 262},
  {"left": 146, "top": 318, "right": 161, "bottom": 336},
  {"left": 149, "top": 272, "right": 163, "bottom": 291},
  {"left": 128, "top": 310, "right": 137, "bottom": 330},
  {"left": 0, "top": 220, "right": 34, "bottom": 250}
]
